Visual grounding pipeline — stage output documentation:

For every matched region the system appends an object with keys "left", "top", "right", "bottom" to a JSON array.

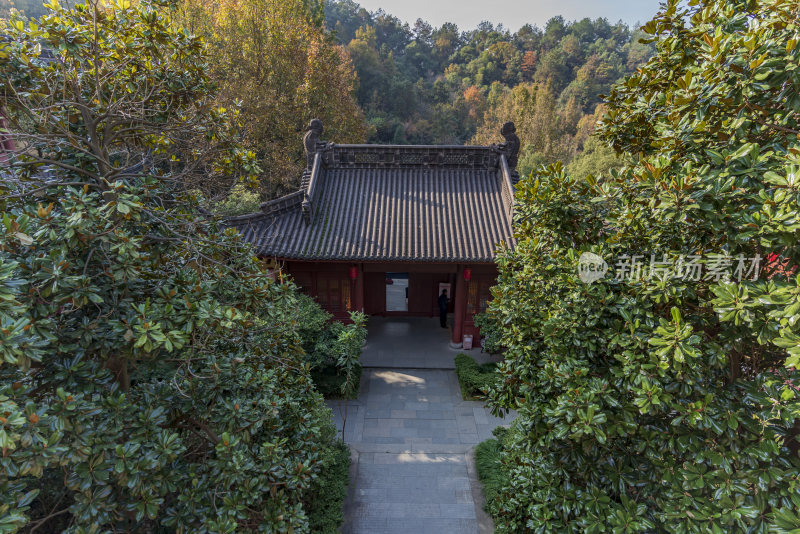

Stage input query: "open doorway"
[{"left": 385, "top": 272, "right": 408, "bottom": 312}]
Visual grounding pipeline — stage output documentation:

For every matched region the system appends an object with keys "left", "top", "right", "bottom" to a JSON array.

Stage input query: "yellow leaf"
[{"left": 36, "top": 203, "right": 53, "bottom": 218}]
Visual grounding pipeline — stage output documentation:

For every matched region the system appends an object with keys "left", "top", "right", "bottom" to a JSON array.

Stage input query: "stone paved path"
[
  {"left": 360, "top": 317, "right": 502, "bottom": 369},
  {"left": 327, "top": 368, "right": 514, "bottom": 534}
]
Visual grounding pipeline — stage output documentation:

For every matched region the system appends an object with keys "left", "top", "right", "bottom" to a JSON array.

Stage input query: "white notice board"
[{"left": 438, "top": 283, "right": 452, "bottom": 299}]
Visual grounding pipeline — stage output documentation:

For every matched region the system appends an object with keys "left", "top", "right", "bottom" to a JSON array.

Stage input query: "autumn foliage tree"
[
  {"left": 176, "top": 0, "right": 368, "bottom": 199},
  {"left": 470, "top": 83, "right": 586, "bottom": 173}
]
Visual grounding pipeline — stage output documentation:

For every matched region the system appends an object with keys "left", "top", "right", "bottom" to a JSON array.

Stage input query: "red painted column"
[
  {"left": 451, "top": 265, "right": 466, "bottom": 347},
  {"left": 354, "top": 264, "right": 364, "bottom": 312}
]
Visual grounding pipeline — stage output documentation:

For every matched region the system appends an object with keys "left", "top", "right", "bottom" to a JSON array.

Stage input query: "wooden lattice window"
[
  {"left": 316, "top": 276, "right": 352, "bottom": 312},
  {"left": 467, "top": 277, "right": 493, "bottom": 317}
]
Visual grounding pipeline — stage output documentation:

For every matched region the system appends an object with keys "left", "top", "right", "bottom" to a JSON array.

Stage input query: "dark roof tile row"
[{"left": 229, "top": 145, "right": 515, "bottom": 263}]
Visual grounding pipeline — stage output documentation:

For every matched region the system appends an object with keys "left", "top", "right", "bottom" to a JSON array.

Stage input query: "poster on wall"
[{"left": 438, "top": 283, "right": 452, "bottom": 300}]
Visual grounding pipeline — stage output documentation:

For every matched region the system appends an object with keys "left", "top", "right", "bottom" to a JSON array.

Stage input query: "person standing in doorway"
[{"left": 438, "top": 289, "right": 449, "bottom": 328}]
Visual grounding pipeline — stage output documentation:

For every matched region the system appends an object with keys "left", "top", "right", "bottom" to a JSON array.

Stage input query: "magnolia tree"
[
  {"left": 0, "top": 1, "right": 348, "bottom": 532},
  {"left": 485, "top": 0, "right": 800, "bottom": 531}
]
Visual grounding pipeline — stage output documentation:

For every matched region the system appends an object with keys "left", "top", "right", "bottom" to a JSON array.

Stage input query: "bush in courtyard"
[
  {"left": 303, "top": 418, "right": 351, "bottom": 534},
  {"left": 294, "top": 293, "right": 367, "bottom": 397},
  {"left": 474, "top": 426, "right": 510, "bottom": 513},
  {"left": 454, "top": 354, "right": 498, "bottom": 400},
  {"left": 310, "top": 365, "right": 363, "bottom": 398},
  {"left": 473, "top": 311, "right": 505, "bottom": 354},
  {"left": 0, "top": 1, "right": 347, "bottom": 531},
  {"left": 486, "top": 0, "right": 800, "bottom": 531}
]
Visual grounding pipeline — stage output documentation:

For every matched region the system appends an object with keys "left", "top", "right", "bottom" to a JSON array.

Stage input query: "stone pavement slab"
[
  {"left": 327, "top": 367, "right": 515, "bottom": 534},
  {"left": 359, "top": 317, "right": 502, "bottom": 369}
]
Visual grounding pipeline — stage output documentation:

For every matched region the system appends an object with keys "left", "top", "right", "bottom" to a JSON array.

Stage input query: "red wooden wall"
[
  {"left": 363, "top": 272, "right": 385, "bottom": 315},
  {"left": 281, "top": 260, "right": 497, "bottom": 344},
  {"left": 284, "top": 262, "right": 354, "bottom": 321}
]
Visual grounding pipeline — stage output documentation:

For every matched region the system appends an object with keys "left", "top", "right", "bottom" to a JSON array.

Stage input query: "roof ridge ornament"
[
  {"left": 498, "top": 121, "right": 520, "bottom": 183},
  {"left": 301, "top": 119, "right": 330, "bottom": 224},
  {"left": 301, "top": 118, "right": 334, "bottom": 192},
  {"left": 303, "top": 118, "right": 326, "bottom": 170}
]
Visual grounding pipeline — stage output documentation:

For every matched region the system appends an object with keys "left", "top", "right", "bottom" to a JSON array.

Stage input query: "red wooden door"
[
  {"left": 407, "top": 273, "right": 431, "bottom": 314},
  {"left": 363, "top": 272, "right": 386, "bottom": 315}
]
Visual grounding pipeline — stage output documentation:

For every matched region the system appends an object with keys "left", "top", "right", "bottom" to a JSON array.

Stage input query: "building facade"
[{"left": 228, "top": 120, "right": 518, "bottom": 348}]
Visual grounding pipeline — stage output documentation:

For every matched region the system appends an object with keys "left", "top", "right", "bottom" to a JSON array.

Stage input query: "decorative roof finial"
[
  {"left": 499, "top": 121, "right": 520, "bottom": 171},
  {"left": 303, "top": 118, "right": 324, "bottom": 170}
]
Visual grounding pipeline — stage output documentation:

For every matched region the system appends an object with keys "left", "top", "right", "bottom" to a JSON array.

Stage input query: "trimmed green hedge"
[
  {"left": 474, "top": 427, "right": 509, "bottom": 513},
  {"left": 305, "top": 439, "right": 351, "bottom": 533},
  {"left": 454, "top": 354, "right": 498, "bottom": 400}
]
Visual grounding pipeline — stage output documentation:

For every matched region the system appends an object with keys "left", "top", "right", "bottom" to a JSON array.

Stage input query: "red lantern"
[
  {"left": 349, "top": 266, "right": 358, "bottom": 280},
  {"left": 463, "top": 268, "right": 472, "bottom": 282}
]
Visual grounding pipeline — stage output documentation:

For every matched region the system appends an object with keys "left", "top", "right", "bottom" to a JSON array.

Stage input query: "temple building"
[{"left": 228, "top": 120, "right": 518, "bottom": 348}]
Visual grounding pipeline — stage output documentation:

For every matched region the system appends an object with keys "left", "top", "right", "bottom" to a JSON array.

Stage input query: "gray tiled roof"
[{"left": 228, "top": 144, "right": 515, "bottom": 263}]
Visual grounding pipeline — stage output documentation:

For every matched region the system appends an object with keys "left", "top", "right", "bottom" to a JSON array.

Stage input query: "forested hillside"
[
  {"left": 2, "top": 0, "right": 654, "bottom": 202},
  {"left": 325, "top": 0, "right": 654, "bottom": 175}
]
